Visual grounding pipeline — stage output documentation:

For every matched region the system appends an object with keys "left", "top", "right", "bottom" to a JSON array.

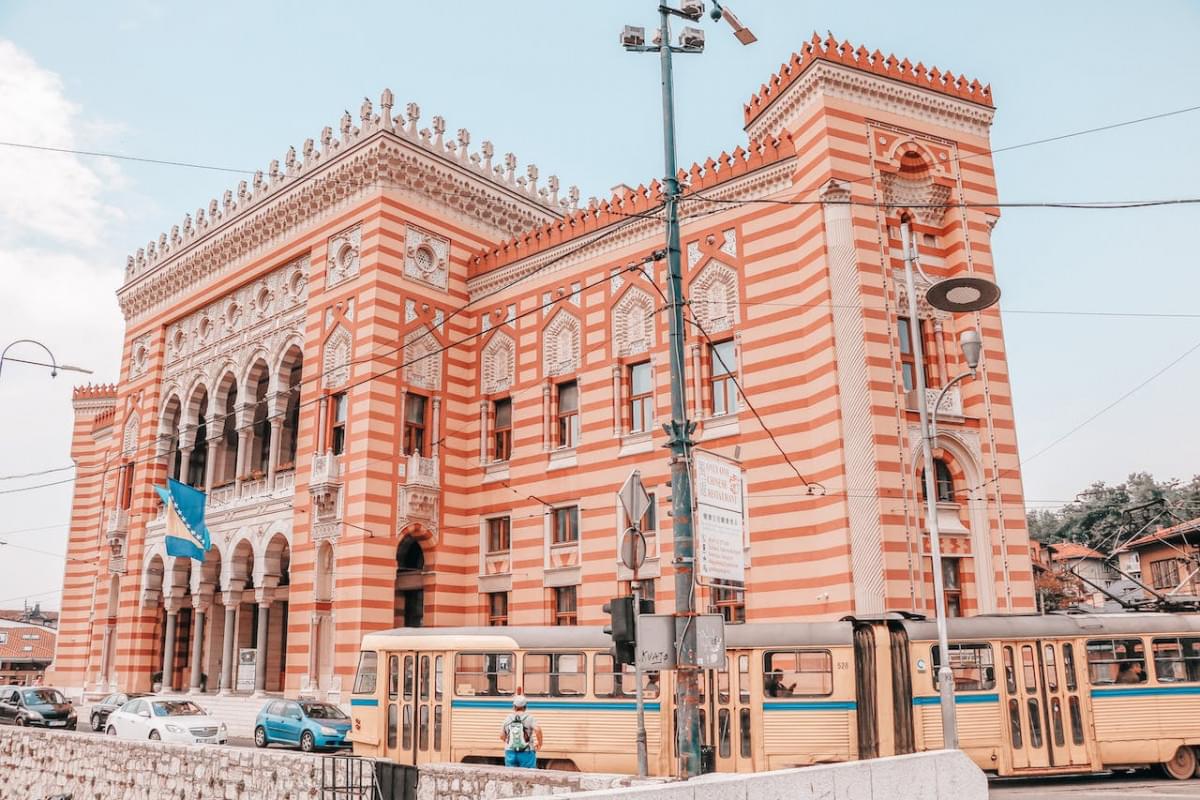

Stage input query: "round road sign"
[{"left": 620, "top": 527, "right": 647, "bottom": 571}]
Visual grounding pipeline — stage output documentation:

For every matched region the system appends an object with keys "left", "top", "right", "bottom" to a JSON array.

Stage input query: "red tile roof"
[
  {"left": 1116, "top": 517, "right": 1200, "bottom": 553},
  {"left": 0, "top": 621, "right": 56, "bottom": 663},
  {"left": 1047, "top": 542, "right": 1106, "bottom": 561}
]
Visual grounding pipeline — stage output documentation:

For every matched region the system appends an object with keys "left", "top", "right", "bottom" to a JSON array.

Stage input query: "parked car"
[
  {"left": 0, "top": 686, "right": 77, "bottom": 729},
  {"left": 87, "top": 691, "right": 151, "bottom": 732},
  {"left": 105, "top": 697, "right": 227, "bottom": 744},
  {"left": 254, "top": 699, "right": 351, "bottom": 752}
]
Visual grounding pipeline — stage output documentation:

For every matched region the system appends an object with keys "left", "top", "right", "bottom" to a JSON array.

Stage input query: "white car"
[{"left": 105, "top": 697, "right": 227, "bottom": 745}]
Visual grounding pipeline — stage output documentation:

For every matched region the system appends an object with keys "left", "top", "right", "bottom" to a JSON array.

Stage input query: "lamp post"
[
  {"left": 901, "top": 221, "right": 1000, "bottom": 750},
  {"left": 0, "top": 339, "right": 93, "bottom": 379},
  {"left": 621, "top": 0, "right": 755, "bottom": 778}
]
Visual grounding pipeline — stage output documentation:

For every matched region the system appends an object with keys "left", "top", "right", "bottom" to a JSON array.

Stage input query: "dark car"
[
  {"left": 87, "top": 691, "right": 151, "bottom": 732},
  {"left": 0, "top": 686, "right": 77, "bottom": 729}
]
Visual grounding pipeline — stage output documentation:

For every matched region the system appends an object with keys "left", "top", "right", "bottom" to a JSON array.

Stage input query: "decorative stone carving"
[
  {"left": 481, "top": 331, "right": 515, "bottom": 394},
  {"left": 719, "top": 228, "right": 738, "bottom": 260},
  {"left": 881, "top": 170, "right": 951, "bottom": 226},
  {"left": 322, "top": 325, "right": 352, "bottom": 389},
  {"left": 543, "top": 311, "right": 580, "bottom": 377},
  {"left": 325, "top": 225, "right": 362, "bottom": 288},
  {"left": 613, "top": 287, "right": 655, "bottom": 357},
  {"left": 403, "top": 225, "right": 450, "bottom": 291},
  {"left": 403, "top": 326, "right": 442, "bottom": 391},
  {"left": 129, "top": 334, "right": 151, "bottom": 380},
  {"left": 690, "top": 260, "right": 739, "bottom": 334},
  {"left": 122, "top": 412, "right": 140, "bottom": 457}
]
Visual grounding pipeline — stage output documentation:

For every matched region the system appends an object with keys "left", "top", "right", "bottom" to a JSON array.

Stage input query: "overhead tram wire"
[{"left": 0, "top": 464, "right": 76, "bottom": 481}]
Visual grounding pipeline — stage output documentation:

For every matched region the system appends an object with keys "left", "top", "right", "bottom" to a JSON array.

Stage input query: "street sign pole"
[
  {"left": 618, "top": 470, "right": 652, "bottom": 777},
  {"left": 632, "top": 573, "right": 648, "bottom": 777}
]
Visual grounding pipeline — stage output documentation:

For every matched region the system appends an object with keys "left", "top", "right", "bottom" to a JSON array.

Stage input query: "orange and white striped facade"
[{"left": 51, "top": 34, "right": 1035, "bottom": 699}]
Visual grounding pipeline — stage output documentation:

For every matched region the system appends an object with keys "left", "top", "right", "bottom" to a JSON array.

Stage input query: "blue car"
[{"left": 254, "top": 699, "right": 351, "bottom": 752}]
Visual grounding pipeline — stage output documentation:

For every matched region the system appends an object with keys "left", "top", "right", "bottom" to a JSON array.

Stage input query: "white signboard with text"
[
  {"left": 236, "top": 648, "right": 257, "bottom": 692},
  {"left": 694, "top": 451, "right": 745, "bottom": 583}
]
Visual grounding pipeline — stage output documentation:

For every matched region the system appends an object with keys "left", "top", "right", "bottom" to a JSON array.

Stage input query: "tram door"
[
  {"left": 707, "top": 651, "right": 755, "bottom": 772},
  {"left": 386, "top": 651, "right": 449, "bottom": 765},
  {"left": 1000, "top": 641, "right": 1091, "bottom": 771}
]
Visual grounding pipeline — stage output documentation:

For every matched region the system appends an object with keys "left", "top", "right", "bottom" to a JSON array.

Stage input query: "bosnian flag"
[{"left": 153, "top": 478, "right": 212, "bottom": 562}]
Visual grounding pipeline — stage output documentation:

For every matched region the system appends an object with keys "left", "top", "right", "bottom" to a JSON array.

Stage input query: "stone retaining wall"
[{"left": 416, "top": 763, "right": 662, "bottom": 800}]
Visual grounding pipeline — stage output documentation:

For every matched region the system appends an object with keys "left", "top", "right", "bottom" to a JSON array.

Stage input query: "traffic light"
[{"left": 603, "top": 596, "right": 637, "bottom": 666}]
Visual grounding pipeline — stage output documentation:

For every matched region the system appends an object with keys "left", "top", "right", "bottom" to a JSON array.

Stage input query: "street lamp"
[
  {"left": 0, "top": 339, "right": 93, "bottom": 379},
  {"left": 901, "top": 220, "right": 1000, "bottom": 750},
  {"left": 621, "top": 0, "right": 754, "bottom": 779}
]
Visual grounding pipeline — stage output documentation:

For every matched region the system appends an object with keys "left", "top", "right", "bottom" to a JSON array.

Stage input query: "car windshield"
[
  {"left": 152, "top": 701, "right": 204, "bottom": 717},
  {"left": 23, "top": 689, "right": 64, "bottom": 705},
  {"left": 301, "top": 703, "right": 348, "bottom": 720}
]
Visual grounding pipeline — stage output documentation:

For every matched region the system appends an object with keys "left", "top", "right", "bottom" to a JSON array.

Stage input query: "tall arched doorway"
[{"left": 394, "top": 537, "right": 425, "bottom": 628}]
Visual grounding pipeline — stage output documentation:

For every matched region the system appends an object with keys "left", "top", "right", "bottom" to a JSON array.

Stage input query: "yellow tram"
[{"left": 347, "top": 612, "right": 1200, "bottom": 780}]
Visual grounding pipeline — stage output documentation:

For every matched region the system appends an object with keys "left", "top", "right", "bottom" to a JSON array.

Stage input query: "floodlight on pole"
[
  {"left": 709, "top": 0, "right": 757, "bottom": 44},
  {"left": 959, "top": 329, "right": 983, "bottom": 373},
  {"left": 0, "top": 339, "right": 93, "bottom": 380}
]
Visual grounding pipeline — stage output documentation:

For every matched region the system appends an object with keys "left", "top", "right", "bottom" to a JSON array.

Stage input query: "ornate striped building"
[{"left": 51, "top": 34, "right": 1035, "bottom": 700}]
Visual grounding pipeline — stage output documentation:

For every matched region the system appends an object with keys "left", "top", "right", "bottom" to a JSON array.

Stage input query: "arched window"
[{"left": 922, "top": 458, "right": 954, "bottom": 503}]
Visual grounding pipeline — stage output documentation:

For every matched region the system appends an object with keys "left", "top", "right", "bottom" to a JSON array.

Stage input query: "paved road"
[
  {"left": 68, "top": 719, "right": 277, "bottom": 751},
  {"left": 991, "top": 772, "right": 1200, "bottom": 798}
]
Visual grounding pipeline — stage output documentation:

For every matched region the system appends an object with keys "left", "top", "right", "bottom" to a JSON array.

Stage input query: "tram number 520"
[{"left": 836, "top": 661, "right": 850, "bottom": 670}]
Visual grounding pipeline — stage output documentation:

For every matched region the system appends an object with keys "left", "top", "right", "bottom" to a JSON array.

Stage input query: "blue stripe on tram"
[
  {"left": 912, "top": 693, "right": 999, "bottom": 706},
  {"left": 350, "top": 698, "right": 379, "bottom": 707},
  {"left": 451, "top": 699, "right": 663, "bottom": 712},
  {"left": 761, "top": 701, "right": 857, "bottom": 711},
  {"left": 1091, "top": 685, "right": 1200, "bottom": 699}
]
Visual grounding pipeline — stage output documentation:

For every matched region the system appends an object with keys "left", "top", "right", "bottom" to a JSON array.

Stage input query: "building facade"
[
  {"left": 50, "top": 34, "right": 1035, "bottom": 700},
  {"left": 0, "top": 619, "right": 56, "bottom": 686}
]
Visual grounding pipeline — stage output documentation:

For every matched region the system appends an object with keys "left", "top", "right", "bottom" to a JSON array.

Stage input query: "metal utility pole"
[
  {"left": 622, "top": 0, "right": 754, "bottom": 778},
  {"left": 631, "top": 576, "right": 649, "bottom": 777},
  {"left": 0, "top": 339, "right": 92, "bottom": 379}
]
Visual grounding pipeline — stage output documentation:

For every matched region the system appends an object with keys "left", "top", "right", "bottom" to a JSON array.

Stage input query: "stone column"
[
  {"left": 204, "top": 431, "right": 220, "bottom": 494},
  {"left": 235, "top": 428, "right": 251, "bottom": 490},
  {"left": 100, "top": 618, "right": 116, "bottom": 687},
  {"left": 267, "top": 415, "right": 283, "bottom": 487},
  {"left": 431, "top": 395, "right": 441, "bottom": 458},
  {"left": 188, "top": 600, "right": 208, "bottom": 693},
  {"left": 689, "top": 344, "right": 703, "bottom": 418},
  {"left": 219, "top": 592, "right": 239, "bottom": 694},
  {"left": 933, "top": 319, "right": 949, "bottom": 385},
  {"left": 611, "top": 365, "right": 623, "bottom": 437},
  {"left": 254, "top": 592, "right": 272, "bottom": 694},
  {"left": 162, "top": 607, "right": 179, "bottom": 692},
  {"left": 541, "top": 381, "right": 551, "bottom": 451},
  {"left": 478, "top": 401, "right": 489, "bottom": 463},
  {"left": 178, "top": 445, "right": 193, "bottom": 486}
]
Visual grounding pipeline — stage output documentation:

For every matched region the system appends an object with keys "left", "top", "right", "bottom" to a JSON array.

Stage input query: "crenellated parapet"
[
  {"left": 470, "top": 132, "right": 796, "bottom": 277},
  {"left": 118, "top": 90, "right": 580, "bottom": 321},
  {"left": 744, "top": 32, "right": 993, "bottom": 138}
]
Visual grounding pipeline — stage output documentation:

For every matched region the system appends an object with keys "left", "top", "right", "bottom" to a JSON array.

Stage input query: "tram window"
[
  {"left": 1043, "top": 645, "right": 1058, "bottom": 692},
  {"left": 594, "top": 654, "right": 660, "bottom": 699},
  {"left": 1007, "top": 699, "right": 1022, "bottom": 748},
  {"left": 454, "top": 652, "right": 515, "bottom": 696},
  {"left": 1062, "top": 644, "right": 1078, "bottom": 692},
  {"left": 435, "top": 655, "right": 444, "bottom": 700},
  {"left": 353, "top": 651, "right": 378, "bottom": 694},
  {"left": 420, "top": 656, "right": 430, "bottom": 701},
  {"left": 402, "top": 704, "right": 413, "bottom": 750},
  {"left": 434, "top": 705, "right": 443, "bottom": 751},
  {"left": 738, "top": 655, "right": 750, "bottom": 704},
  {"left": 1003, "top": 647, "right": 1017, "bottom": 694},
  {"left": 718, "top": 708, "right": 731, "bottom": 758},
  {"left": 387, "top": 702, "right": 398, "bottom": 749},
  {"left": 739, "top": 707, "right": 752, "bottom": 758},
  {"left": 763, "top": 650, "right": 833, "bottom": 697},
  {"left": 418, "top": 704, "right": 430, "bottom": 751},
  {"left": 1152, "top": 637, "right": 1200, "bottom": 682},
  {"left": 389, "top": 655, "right": 400, "bottom": 700},
  {"left": 1021, "top": 646, "right": 1037, "bottom": 693},
  {"left": 1027, "top": 698, "right": 1043, "bottom": 748},
  {"left": 1086, "top": 639, "right": 1146, "bottom": 685},
  {"left": 1068, "top": 696, "right": 1085, "bottom": 745},
  {"left": 403, "top": 655, "right": 414, "bottom": 701},
  {"left": 1050, "top": 697, "right": 1065, "bottom": 747},
  {"left": 931, "top": 643, "right": 995, "bottom": 691},
  {"left": 524, "top": 652, "right": 585, "bottom": 696},
  {"left": 717, "top": 659, "right": 731, "bottom": 704}
]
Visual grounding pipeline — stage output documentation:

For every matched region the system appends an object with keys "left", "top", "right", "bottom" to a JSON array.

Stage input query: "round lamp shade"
[{"left": 926, "top": 277, "right": 1001, "bottom": 313}]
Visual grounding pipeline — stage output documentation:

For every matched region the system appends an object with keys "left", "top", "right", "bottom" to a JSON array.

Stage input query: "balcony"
[
  {"left": 105, "top": 508, "right": 129, "bottom": 537},
  {"left": 398, "top": 452, "right": 439, "bottom": 489},
  {"left": 208, "top": 483, "right": 238, "bottom": 510},
  {"left": 397, "top": 452, "right": 439, "bottom": 535},
  {"left": 309, "top": 451, "right": 343, "bottom": 525},
  {"left": 906, "top": 386, "right": 963, "bottom": 418}
]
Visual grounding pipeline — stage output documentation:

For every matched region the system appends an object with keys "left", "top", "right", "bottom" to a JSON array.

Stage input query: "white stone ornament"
[
  {"left": 326, "top": 225, "right": 362, "bottom": 289},
  {"left": 403, "top": 225, "right": 450, "bottom": 291}
]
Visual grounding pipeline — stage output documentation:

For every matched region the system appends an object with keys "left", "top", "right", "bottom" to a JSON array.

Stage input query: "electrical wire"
[{"left": 0, "top": 465, "right": 75, "bottom": 482}]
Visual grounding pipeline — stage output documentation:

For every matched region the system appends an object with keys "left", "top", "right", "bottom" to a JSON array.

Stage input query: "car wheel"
[
  {"left": 149, "top": 729, "right": 161, "bottom": 741},
  {"left": 14, "top": 717, "right": 24, "bottom": 727},
  {"left": 90, "top": 713, "right": 102, "bottom": 732},
  {"left": 300, "top": 731, "right": 316, "bottom": 753},
  {"left": 1160, "top": 745, "right": 1197, "bottom": 780},
  {"left": 254, "top": 726, "right": 268, "bottom": 748},
  {"left": 106, "top": 725, "right": 117, "bottom": 736}
]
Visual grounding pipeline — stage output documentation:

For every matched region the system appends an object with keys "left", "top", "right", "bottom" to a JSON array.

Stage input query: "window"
[
  {"left": 403, "top": 394, "right": 427, "bottom": 456},
  {"left": 1150, "top": 559, "right": 1182, "bottom": 590},
  {"left": 709, "top": 340, "right": 737, "bottom": 416},
  {"left": 594, "top": 654, "right": 660, "bottom": 699},
  {"left": 762, "top": 650, "right": 833, "bottom": 697},
  {"left": 493, "top": 398, "right": 512, "bottom": 461},
  {"left": 487, "top": 592, "right": 508, "bottom": 627},
  {"left": 1153, "top": 637, "right": 1200, "bottom": 682},
  {"left": 941, "top": 558, "right": 962, "bottom": 618},
  {"left": 931, "top": 643, "right": 996, "bottom": 691},
  {"left": 628, "top": 362, "right": 653, "bottom": 433},
  {"left": 556, "top": 380, "right": 580, "bottom": 448},
  {"left": 454, "top": 652, "right": 515, "bottom": 696},
  {"left": 524, "top": 652, "right": 586, "bottom": 696},
  {"left": 553, "top": 506, "right": 579, "bottom": 544},
  {"left": 922, "top": 459, "right": 954, "bottom": 503},
  {"left": 486, "top": 516, "right": 511, "bottom": 553},
  {"left": 712, "top": 580, "right": 745, "bottom": 624},
  {"left": 898, "top": 317, "right": 916, "bottom": 392},
  {"left": 388, "top": 655, "right": 399, "bottom": 699},
  {"left": 0, "top": 633, "right": 7, "bottom": 645},
  {"left": 330, "top": 392, "right": 348, "bottom": 455},
  {"left": 352, "top": 651, "right": 377, "bottom": 694},
  {"left": 553, "top": 586, "right": 577, "bottom": 626},
  {"left": 1086, "top": 638, "right": 1147, "bottom": 685},
  {"left": 21, "top": 634, "right": 39, "bottom": 641},
  {"left": 119, "top": 462, "right": 135, "bottom": 510}
]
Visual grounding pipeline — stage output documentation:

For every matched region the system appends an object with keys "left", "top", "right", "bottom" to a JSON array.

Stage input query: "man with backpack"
[{"left": 499, "top": 695, "right": 542, "bottom": 768}]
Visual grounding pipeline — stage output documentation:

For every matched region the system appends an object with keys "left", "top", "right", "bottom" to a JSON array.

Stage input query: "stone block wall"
[{"left": 416, "top": 763, "right": 663, "bottom": 800}]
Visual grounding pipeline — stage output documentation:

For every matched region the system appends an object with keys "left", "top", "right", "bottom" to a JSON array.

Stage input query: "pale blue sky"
[{"left": 1, "top": 1, "right": 1198, "bottom": 609}]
